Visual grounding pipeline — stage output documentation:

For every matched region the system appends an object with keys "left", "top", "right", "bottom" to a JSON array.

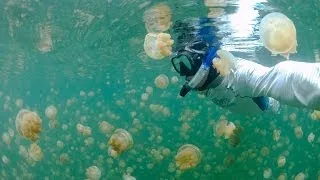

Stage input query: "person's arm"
[{"left": 229, "top": 59, "right": 320, "bottom": 110}]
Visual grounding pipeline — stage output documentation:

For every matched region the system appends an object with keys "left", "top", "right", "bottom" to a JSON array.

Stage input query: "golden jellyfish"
[
  {"left": 15, "top": 109, "right": 42, "bottom": 141},
  {"left": 212, "top": 50, "right": 235, "bottom": 77},
  {"left": 99, "top": 121, "right": 114, "bottom": 134},
  {"left": 204, "top": 0, "right": 227, "bottom": 7},
  {"left": 108, "top": 129, "right": 133, "bottom": 158},
  {"left": 45, "top": 105, "right": 57, "bottom": 120},
  {"left": 144, "top": 33, "right": 174, "bottom": 60},
  {"left": 214, "top": 119, "right": 236, "bottom": 139},
  {"left": 28, "top": 143, "right": 43, "bottom": 162},
  {"left": 143, "top": 3, "right": 172, "bottom": 33},
  {"left": 311, "top": 110, "right": 320, "bottom": 120},
  {"left": 263, "top": 168, "right": 272, "bottom": 179},
  {"left": 86, "top": 166, "right": 101, "bottom": 180},
  {"left": 2, "top": 132, "right": 11, "bottom": 146},
  {"left": 175, "top": 144, "right": 202, "bottom": 171},
  {"left": 259, "top": 12, "right": 297, "bottom": 59},
  {"left": 277, "top": 156, "right": 286, "bottom": 168},
  {"left": 154, "top": 74, "right": 169, "bottom": 89}
]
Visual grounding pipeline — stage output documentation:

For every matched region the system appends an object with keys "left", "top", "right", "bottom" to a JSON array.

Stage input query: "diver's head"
[{"left": 171, "top": 41, "right": 220, "bottom": 97}]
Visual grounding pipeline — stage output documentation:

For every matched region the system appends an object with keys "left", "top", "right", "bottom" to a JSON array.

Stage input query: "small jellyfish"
[
  {"left": 263, "top": 168, "right": 272, "bottom": 179},
  {"left": 143, "top": 3, "right": 172, "bottom": 33},
  {"left": 108, "top": 129, "right": 133, "bottom": 158},
  {"left": 259, "top": 12, "right": 297, "bottom": 59},
  {"left": 310, "top": 110, "right": 320, "bottom": 120},
  {"left": 15, "top": 109, "right": 42, "bottom": 141},
  {"left": 99, "top": 121, "right": 114, "bottom": 134},
  {"left": 277, "top": 156, "right": 286, "bottom": 167},
  {"left": 123, "top": 173, "right": 136, "bottom": 180},
  {"left": 294, "top": 172, "right": 305, "bottom": 180},
  {"left": 214, "top": 119, "right": 236, "bottom": 139},
  {"left": 45, "top": 105, "right": 57, "bottom": 120},
  {"left": 144, "top": 33, "right": 174, "bottom": 60},
  {"left": 28, "top": 143, "right": 43, "bottom": 162},
  {"left": 175, "top": 144, "right": 202, "bottom": 171},
  {"left": 2, "top": 132, "right": 11, "bottom": 146},
  {"left": 59, "top": 153, "right": 70, "bottom": 164},
  {"left": 154, "top": 74, "right": 169, "bottom": 89},
  {"left": 171, "top": 76, "right": 179, "bottom": 84},
  {"left": 307, "top": 132, "right": 315, "bottom": 143},
  {"left": 86, "top": 166, "right": 101, "bottom": 180},
  {"left": 294, "top": 126, "right": 303, "bottom": 139}
]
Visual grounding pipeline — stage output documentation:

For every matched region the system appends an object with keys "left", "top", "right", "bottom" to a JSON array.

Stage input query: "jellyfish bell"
[
  {"left": 259, "top": 12, "right": 297, "bottom": 59},
  {"left": 175, "top": 144, "right": 202, "bottom": 171},
  {"left": 108, "top": 129, "right": 133, "bottom": 158},
  {"left": 144, "top": 33, "right": 174, "bottom": 60},
  {"left": 28, "top": 143, "right": 43, "bottom": 162},
  {"left": 154, "top": 74, "right": 169, "bottom": 89},
  {"left": 86, "top": 166, "right": 101, "bottom": 180},
  {"left": 15, "top": 109, "right": 42, "bottom": 141},
  {"left": 143, "top": 3, "right": 172, "bottom": 33},
  {"left": 45, "top": 105, "right": 57, "bottom": 120}
]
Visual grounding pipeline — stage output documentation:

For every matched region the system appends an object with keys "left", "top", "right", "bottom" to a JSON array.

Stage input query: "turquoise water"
[{"left": 0, "top": 0, "right": 320, "bottom": 179}]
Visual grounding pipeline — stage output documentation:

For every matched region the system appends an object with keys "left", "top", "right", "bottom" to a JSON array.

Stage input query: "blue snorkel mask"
[
  {"left": 175, "top": 47, "right": 219, "bottom": 97},
  {"left": 171, "top": 17, "right": 222, "bottom": 97}
]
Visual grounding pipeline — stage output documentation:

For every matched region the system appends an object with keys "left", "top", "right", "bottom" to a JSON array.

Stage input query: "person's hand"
[
  {"left": 212, "top": 50, "right": 235, "bottom": 76},
  {"left": 144, "top": 33, "right": 174, "bottom": 60}
]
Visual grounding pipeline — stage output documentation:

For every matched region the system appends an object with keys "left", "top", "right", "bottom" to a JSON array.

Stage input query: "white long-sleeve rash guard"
[{"left": 202, "top": 58, "right": 320, "bottom": 114}]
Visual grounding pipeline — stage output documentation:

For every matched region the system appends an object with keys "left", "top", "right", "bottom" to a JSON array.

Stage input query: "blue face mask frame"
[{"left": 179, "top": 47, "right": 219, "bottom": 97}]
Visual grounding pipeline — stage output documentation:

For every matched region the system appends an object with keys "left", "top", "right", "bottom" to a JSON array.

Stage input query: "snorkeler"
[{"left": 144, "top": 17, "right": 320, "bottom": 115}]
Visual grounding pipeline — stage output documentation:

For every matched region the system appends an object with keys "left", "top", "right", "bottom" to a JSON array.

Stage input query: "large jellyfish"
[
  {"left": 143, "top": 3, "right": 172, "bottom": 33},
  {"left": 175, "top": 144, "right": 202, "bottom": 171},
  {"left": 108, "top": 129, "right": 133, "bottom": 158},
  {"left": 15, "top": 109, "right": 42, "bottom": 141},
  {"left": 86, "top": 166, "right": 101, "bottom": 180},
  {"left": 259, "top": 12, "right": 297, "bottom": 59},
  {"left": 144, "top": 33, "right": 174, "bottom": 60}
]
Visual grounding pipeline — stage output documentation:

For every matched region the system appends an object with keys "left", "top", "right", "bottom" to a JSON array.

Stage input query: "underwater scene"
[{"left": 0, "top": 0, "right": 320, "bottom": 179}]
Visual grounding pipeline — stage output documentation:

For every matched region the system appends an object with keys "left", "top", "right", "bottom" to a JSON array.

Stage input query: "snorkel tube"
[{"left": 180, "top": 47, "right": 219, "bottom": 97}]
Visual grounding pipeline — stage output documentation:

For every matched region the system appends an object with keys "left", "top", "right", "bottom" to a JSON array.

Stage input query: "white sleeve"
[{"left": 227, "top": 59, "right": 320, "bottom": 110}]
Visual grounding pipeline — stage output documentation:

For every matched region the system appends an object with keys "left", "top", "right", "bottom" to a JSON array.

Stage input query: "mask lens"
[{"left": 172, "top": 54, "right": 192, "bottom": 74}]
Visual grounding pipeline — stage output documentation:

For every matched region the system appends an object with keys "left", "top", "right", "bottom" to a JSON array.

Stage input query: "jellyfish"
[
  {"left": 294, "top": 172, "right": 305, "bottom": 180},
  {"left": 59, "top": 153, "right": 70, "bottom": 164},
  {"left": 259, "top": 12, "right": 297, "bottom": 59},
  {"left": 144, "top": 33, "right": 174, "bottom": 60},
  {"left": 15, "top": 109, "right": 42, "bottom": 141},
  {"left": 214, "top": 119, "right": 236, "bottom": 139},
  {"left": 263, "top": 168, "right": 272, "bottom": 179},
  {"left": 311, "top": 110, "right": 320, "bottom": 120},
  {"left": 204, "top": 0, "right": 227, "bottom": 7},
  {"left": 123, "top": 173, "right": 136, "bottom": 180},
  {"left": 86, "top": 166, "right": 101, "bottom": 180},
  {"left": 2, "top": 132, "right": 11, "bottom": 146},
  {"left": 99, "top": 121, "right": 114, "bottom": 134},
  {"left": 143, "top": 3, "right": 172, "bottom": 33},
  {"left": 307, "top": 132, "right": 315, "bottom": 143},
  {"left": 28, "top": 143, "right": 43, "bottom": 162},
  {"left": 175, "top": 144, "right": 202, "bottom": 171},
  {"left": 108, "top": 129, "right": 133, "bottom": 158},
  {"left": 45, "top": 105, "right": 57, "bottom": 120},
  {"left": 294, "top": 126, "right": 303, "bottom": 139},
  {"left": 154, "top": 74, "right": 169, "bottom": 89},
  {"left": 277, "top": 156, "right": 286, "bottom": 167},
  {"left": 2, "top": 155, "right": 9, "bottom": 164},
  {"left": 212, "top": 50, "right": 235, "bottom": 77}
]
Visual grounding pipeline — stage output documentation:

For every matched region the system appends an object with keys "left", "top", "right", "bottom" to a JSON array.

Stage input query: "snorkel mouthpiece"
[{"left": 180, "top": 47, "right": 218, "bottom": 97}]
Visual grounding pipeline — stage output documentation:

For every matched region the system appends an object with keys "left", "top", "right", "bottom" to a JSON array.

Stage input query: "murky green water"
[{"left": 0, "top": 0, "right": 320, "bottom": 179}]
